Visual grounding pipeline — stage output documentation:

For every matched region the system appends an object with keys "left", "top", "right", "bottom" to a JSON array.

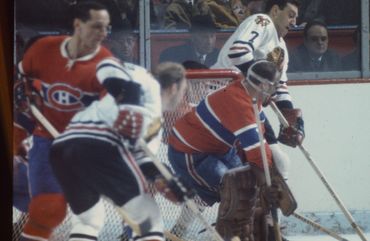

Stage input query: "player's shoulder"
[
  {"left": 26, "top": 35, "right": 66, "bottom": 51},
  {"left": 122, "top": 62, "right": 159, "bottom": 86},
  {"left": 97, "top": 56, "right": 121, "bottom": 68},
  {"left": 96, "top": 57, "right": 145, "bottom": 74},
  {"left": 39, "top": 35, "right": 67, "bottom": 45},
  {"left": 242, "top": 13, "right": 273, "bottom": 28},
  {"left": 96, "top": 58, "right": 156, "bottom": 86},
  {"left": 223, "top": 81, "right": 251, "bottom": 103}
]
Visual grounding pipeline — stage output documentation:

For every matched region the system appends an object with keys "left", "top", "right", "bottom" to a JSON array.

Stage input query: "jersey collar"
[{"left": 60, "top": 37, "right": 101, "bottom": 62}]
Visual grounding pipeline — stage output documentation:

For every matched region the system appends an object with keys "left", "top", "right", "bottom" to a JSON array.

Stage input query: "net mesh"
[{"left": 12, "top": 69, "right": 243, "bottom": 241}]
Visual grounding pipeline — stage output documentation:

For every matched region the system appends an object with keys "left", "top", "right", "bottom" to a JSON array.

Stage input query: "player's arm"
[
  {"left": 96, "top": 58, "right": 151, "bottom": 141},
  {"left": 271, "top": 69, "right": 305, "bottom": 148}
]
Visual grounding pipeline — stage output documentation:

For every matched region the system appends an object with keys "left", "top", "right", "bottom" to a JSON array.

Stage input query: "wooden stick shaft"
[
  {"left": 252, "top": 99, "right": 282, "bottom": 241},
  {"left": 292, "top": 213, "right": 348, "bottom": 241}
]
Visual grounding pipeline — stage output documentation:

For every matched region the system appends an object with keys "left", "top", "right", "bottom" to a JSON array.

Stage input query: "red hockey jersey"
[
  {"left": 168, "top": 80, "right": 272, "bottom": 168},
  {"left": 18, "top": 35, "right": 112, "bottom": 138}
]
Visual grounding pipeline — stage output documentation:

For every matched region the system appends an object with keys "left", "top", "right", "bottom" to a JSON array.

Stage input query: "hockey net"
[{"left": 12, "top": 69, "right": 244, "bottom": 241}]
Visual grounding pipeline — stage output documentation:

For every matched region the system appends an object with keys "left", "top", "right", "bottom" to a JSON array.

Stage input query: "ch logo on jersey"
[
  {"left": 255, "top": 16, "right": 271, "bottom": 26},
  {"left": 46, "top": 83, "right": 84, "bottom": 111}
]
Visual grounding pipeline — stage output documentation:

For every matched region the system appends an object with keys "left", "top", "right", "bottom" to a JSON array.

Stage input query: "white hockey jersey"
[
  {"left": 54, "top": 58, "right": 162, "bottom": 152},
  {"left": 212, "top": 14, "right": 291, "bottom": 103}
]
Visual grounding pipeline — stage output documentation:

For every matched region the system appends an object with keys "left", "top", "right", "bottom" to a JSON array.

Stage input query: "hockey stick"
[
  {"left": 137, "top": 139, "right": 224, "bottom": 241},
  {"left": 252, "top": 98, "right": 282, "bottom": 241},
  {"left": 29, "top": 105, "right": 160, "bottom": 237},
  {"left": 30, "top": 104, "right": 59, "bottom": 138},
  {"left": 292, "top": 213, "right": 349, "bottom": 241},
  {"left": 269, "top": 101, "right": 368, "bottom": 241}
]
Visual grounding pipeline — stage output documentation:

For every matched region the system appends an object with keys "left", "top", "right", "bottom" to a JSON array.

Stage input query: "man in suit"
[
  {"left": 288, "top": 20, "right": 342, "bottom": 72},
  {"left": 159, "top": 15, "right": 220, "bottom": 68}
]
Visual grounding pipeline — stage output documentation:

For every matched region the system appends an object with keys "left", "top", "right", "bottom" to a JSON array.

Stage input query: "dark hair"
[
  {"left": 153, "top": 62, "right": 186, "bottom": 90},
  {"left": 73, "top": 1, "right": 108, "bottom": 22},
  {"left": 265, "top": 0, "right": 300, "bottom": 13},
  {"left": 303, "top": 20, "right": 328, "bottom": 38}
]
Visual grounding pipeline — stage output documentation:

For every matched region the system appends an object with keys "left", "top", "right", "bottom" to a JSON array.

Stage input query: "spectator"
[
  {"left": 197, "top": 0, "right": 245, "bottom": 29},
  {"left": 152, "top": 0, "right": 173, "bottom": 29},
  {"left": 163, "top": 0, "right": 194, "bottom": 29},
  {"left": 229, "top": 0, "right": 267, "bottom": 21},
  {"left": 231, "top": 0, "right": 249, "bottom": 22},
  {"left": 296, "top": 0, "right": 323, "bottom": 26},
  {"left": 163, "top": 0, "right": 250, "bottom": 30},
  {"left": 159, "top": 15, "right": 220, "bottom": 68},
  {"left": 288, "top": 20, "right": 342, "bottom": 72},
  {"left": 105, "top": 30, "right": 139, "bottom": 64},
  {"left": 244, "top": 0, "right": 265, "bottom": 15}
]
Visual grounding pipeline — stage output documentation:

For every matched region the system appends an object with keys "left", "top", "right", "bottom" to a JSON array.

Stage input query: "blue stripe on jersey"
[
  {"left": 236, "top": 127, "right": 260, "bottom": 149},
  {"left": 196, "top": 99, "right": 235, "bottom": 146},
  {"left": 235, "top": 111, "right": 265, "bottom": 150}
]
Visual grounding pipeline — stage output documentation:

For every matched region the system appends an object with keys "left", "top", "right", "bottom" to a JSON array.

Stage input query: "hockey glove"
[
  {"left": 278, "top": 108, "right": 305, "bottom": 147},
  {"left": 114, "top": 105, "right": 149, "bottom": 140},
  {"left": 14, "top": 77, "right": 43, "bottom": 113},
  {"left": 154, "top": 175, "right": 195, "bottom": 204},
  {"left": 14, "top": 79, "right": 29, "bottom": 112}
]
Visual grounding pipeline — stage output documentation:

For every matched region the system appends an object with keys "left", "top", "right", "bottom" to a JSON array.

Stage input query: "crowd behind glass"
[{"left": 15, "top": 0, "right": 370, "bottom": 74}]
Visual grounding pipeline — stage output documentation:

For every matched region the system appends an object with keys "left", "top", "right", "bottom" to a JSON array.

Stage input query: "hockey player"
[
  {"left": 167, "top": 60, "right": 287, "bottom": 241},
  {"left": 49, "top": 60, "right": 189, "bottom": 241},
  {"left": 14, "top": 2, "right": 113, "bottom": 240},
  {"left": 212, "top": 1, "right": 304, "bottom": 239},
  {"left": 212, "top": 0, "right": 304, "bottom": 166}
]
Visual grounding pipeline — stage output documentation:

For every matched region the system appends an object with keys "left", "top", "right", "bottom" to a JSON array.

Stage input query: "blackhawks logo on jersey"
[
  {"left": 255, "top": 15, "right": 271, "bottom": 26},
  {"left": 267, "top": 47, "right": 285, "bottom": 71}
]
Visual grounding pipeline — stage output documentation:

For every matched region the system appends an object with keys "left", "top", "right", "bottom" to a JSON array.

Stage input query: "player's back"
[{"left": 169, "top": 80, "right": 257, "bottom": 154}]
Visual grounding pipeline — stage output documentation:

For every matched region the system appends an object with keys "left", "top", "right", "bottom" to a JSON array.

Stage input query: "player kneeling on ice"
[
  {"left": 49, "top": 59, "right": 190, "bottom": 241},
  {"left": 167, "top": 60, "right": 297, "bottom": 241}
]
